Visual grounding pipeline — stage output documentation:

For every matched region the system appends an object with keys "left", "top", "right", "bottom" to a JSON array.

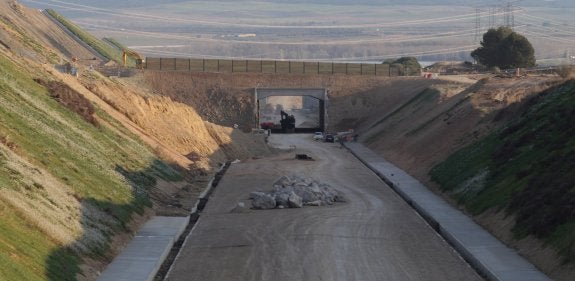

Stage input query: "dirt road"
[{"left": 166, "top": 135, "right": 482, "bottom": 281}]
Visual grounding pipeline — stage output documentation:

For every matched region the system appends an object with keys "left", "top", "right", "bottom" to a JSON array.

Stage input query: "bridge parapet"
[{"left": 144, "top": 57, "right": 420, "bottom": 77}]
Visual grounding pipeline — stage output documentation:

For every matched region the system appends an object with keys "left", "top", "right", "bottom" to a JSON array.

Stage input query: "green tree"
[
  {"left": 383, "top": 57, "right": 421, "bottom": 69},
  {"left": 383, "top": 57, "right": 421, "bottom": 76},
  {"left": 471, "top": 27, "right": 535, "bottom": 69}
]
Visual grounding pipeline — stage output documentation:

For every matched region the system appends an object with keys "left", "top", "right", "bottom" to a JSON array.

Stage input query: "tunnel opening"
[{"left": 255, "top": 88, "right": 327, "bottom": 134}]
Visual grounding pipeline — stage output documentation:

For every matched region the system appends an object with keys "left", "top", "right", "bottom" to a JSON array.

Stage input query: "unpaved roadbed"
[
  {"left": 166, "top": 135, "right": 481, "bottom": 281},
  {"left": 345, "top": 142, "right": 551, "bottom": 281}
]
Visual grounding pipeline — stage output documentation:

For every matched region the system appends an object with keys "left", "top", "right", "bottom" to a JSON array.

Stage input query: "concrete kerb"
[
  {"left": 190, "top": 177, "right": 214, "bottom": 215},
  {"left": 343, "top": 142, "right": 551, "bottom": 281},
  {"left": 192, "top": 162, "right": 228, "bottom": 214},
  {"left": 159, "top": 162, "right": 231, "bottom": 280},
  {"left": 98, "top": 163, "right": 231, "bottom": 281}
]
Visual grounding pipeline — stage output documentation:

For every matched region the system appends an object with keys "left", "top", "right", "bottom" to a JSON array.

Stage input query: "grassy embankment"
[
  {"left": 46, "top": 9, "right": 135, "bottom": 67},
  {"left": 0, "top": 13, "right": 60, "bottom": 64},
  {"left": 0, "top": 53, "right": 180, "bottom": 280},
  {"left": 430, "top": 80, "right": 575, "bottom": 262}
]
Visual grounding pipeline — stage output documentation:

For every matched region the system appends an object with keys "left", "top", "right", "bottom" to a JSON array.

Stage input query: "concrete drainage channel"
[{"left": 96, "top": 162, "right": 230, "bottom": 281}]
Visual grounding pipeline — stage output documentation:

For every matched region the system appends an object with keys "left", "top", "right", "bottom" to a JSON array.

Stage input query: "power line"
[
  {"left": 25, "top": 0, "right": 573, "bottom": 61},
  {"left": 23, "top": 0, "right": 486, "bottom": 30},
  {"left": 515, "top": 13, "right": 575, "bottom": 34},
  {"left": 134, "top": 45, "right": 479, "bottom": 62},
  {"left": 78, "top": 21, "right": 479, "bottom": 46}
]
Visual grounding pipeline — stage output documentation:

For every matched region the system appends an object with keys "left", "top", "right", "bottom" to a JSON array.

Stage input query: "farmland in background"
[{"left": 22, "top": 0, "right": 575, "bottom": 65}]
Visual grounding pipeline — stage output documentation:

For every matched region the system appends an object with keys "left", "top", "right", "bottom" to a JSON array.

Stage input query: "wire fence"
[
  {"left": 93, "top": 65, "right": 139, "bottom": 77},
  {"left": 144, "top": 57, "right": 421, "bottom": 77}
]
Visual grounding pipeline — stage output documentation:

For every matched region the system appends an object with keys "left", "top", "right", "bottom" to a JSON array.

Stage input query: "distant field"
[
  {"left": 23, "top": 1, "right": 575, "bottom": 63},
  {"left": 142, "top": 2, "right": 461, "bottom": 24}
]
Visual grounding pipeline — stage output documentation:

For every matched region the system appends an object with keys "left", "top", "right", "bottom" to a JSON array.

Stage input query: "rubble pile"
[{"left": 250, "top": 175, "right": 346, "bottom": 210}]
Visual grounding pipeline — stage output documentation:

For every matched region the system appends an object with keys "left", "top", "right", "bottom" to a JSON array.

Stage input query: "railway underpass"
[{"left": 255, "top": 88, "right": 327, "bottom": 133}]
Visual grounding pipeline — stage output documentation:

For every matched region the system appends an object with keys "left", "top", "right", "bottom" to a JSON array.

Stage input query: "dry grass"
[
  {"left": 557, "top": 66, "right": 575, "bottom": 79},
  {"left": 0, "top": 145, "right": 102, "bottom": 251},
  {"left": 0, "top": 48, "right": 178, "bottom": 280}
]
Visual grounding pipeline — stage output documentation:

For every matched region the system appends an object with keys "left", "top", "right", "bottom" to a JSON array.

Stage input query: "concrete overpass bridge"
[{"left": 255, "top": 88, "right": 327, "bottom": 133}]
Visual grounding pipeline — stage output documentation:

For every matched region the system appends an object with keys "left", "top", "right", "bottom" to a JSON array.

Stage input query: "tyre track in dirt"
[{"left": 166, "top": 134, "right": 482, "bottom": 281}]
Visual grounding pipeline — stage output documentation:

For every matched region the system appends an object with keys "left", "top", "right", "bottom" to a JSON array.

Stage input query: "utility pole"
[
  {"left": 475, "top": 8, "right": 481, "bottom": 42},
  {"left": 504, "top": 3, "right": 510, "bottom": 28},
  {"left": 504, "top": 2, "right": 515, "bottom": 29},
  {"left": 510, "top": 2, "right": 515, "bottom": 28},
  {"left": 489, "top": 6, "right": 496, "bottom": 28}
]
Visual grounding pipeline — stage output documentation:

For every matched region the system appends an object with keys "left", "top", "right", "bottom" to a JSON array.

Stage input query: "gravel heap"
[{"left": 250, "top": 175, "right": 346, "bottom": 210}]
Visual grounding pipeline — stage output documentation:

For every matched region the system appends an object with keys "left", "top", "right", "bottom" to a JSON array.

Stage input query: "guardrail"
[{"left": 144, "top": 57, "right": 420, "bottom": 77}]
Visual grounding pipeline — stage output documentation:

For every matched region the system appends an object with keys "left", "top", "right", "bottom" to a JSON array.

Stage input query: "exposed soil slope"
[
  {"left": 2, "top": 1, "right": 573, "bottom": 280},
  {"left": 144, "top": 71, "right": 437, "bottom": 133},
  {"left": 339, "top": 74, "right": 573, "bottom": 280},
  {"left": 0, "top": 46, "right": 167, "bottom": 281},
  {"left": 0, "top": 2, "right": 272, "bottom": 281},
  {"left": 81, "top": 74, "right": 271, "bottom": 172},
  {"left": 0, "top": 1, "right": 101, "bottom": 65},
  {"left": 362, "top": 76, "right": 561, "bottom": 179}
]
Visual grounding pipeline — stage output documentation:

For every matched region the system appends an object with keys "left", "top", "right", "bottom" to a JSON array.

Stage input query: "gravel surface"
[{"left": 166, "top": 134, "right": 483, "bottom": 281}]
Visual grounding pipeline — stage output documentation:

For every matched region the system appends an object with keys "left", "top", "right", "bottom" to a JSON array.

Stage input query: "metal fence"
[{"left": 144, "top": 57, "right": 420, "bottom": 77}]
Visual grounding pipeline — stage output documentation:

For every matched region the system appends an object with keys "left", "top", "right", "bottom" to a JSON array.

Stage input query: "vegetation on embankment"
[
  {"left": 46, "top": 9, "right": 131, "bottom": 66},
  {"left": 102, "top": 37, "right": 127, "bottom": 51},
  {"left": 0, "top": 53, "right": 181, "bottom": 280},
  {"left": 102, "top": 37, "right": 137, "bottom": 66},
  {"left": 430, "top": 80, "right": 575, "bottom": 263}
]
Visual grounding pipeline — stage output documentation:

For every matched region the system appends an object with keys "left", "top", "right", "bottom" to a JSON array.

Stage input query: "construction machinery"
[
  {"left": 122, "top": 49, "right": 144, "bottom": 69},
  {"left": 280, "top": 110, "right": 296, "bottom": 133}
]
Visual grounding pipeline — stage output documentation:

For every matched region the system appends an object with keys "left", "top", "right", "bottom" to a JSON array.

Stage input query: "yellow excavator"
[{"left": 122, "top": 49, "right": 144, "bottom": 69}]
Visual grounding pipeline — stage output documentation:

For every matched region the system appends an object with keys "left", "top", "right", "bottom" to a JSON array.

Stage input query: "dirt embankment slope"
[
  {"left": 333, "top": 74, "right": 572, "bottom": 280},
  {"left": 144, "top": 71, "right": 433, "bottom": 132},
  {"left": 362, "top": 76, "right": 561, "bottom": 179},
  {"left": 2, "top": 1, "right": 572, "bottom": 280},
  {"left": 0, "top": 1, "right": 101, "bottom": 65},
  {"left": 80, "top": 74, "right": 271, "bottom": 172},
  {"left": 0, "top": 0, "right": 274, "bottom": 198},
  {"left": 0, "top": 2, "right": 272, "bottom": 280}
]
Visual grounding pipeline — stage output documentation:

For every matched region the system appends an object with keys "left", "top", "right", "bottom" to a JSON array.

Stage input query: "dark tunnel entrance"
[{"left": 255, "top": 88, "right": 327, "bottom": 133}]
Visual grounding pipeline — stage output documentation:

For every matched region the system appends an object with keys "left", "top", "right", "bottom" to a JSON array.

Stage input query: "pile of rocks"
[{"left": 250, "top": 175, "right": 346, "bottom": 210}]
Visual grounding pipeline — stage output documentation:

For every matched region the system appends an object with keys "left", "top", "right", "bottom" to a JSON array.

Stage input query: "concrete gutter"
[
  {"left": 97, "top": 216, "right": 189, "bottom": 281},
  {"left": 344, "top": 142, "right": 551, "bottom": 281},
  {"left": 98, "top": 163, "right": 230, "bottom": 281}
]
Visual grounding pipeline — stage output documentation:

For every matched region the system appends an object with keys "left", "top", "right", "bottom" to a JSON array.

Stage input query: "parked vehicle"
[
  {"left": 313, "top": 132, "right": 324, "bottom": 141},
  {"left": 324, "top": 134, "right": 335, "bottom": 143}
]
